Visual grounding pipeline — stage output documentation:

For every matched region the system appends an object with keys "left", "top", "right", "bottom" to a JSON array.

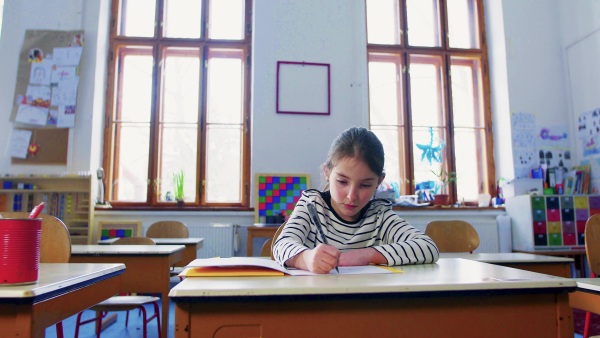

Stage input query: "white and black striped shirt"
[{"left": 273, "top": 189, "right": 440, "bottom": 267}]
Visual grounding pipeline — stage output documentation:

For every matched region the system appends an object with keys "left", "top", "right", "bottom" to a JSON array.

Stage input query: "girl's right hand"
[{"left": 295, "top": 244, "right": 340, "bottom": 274}]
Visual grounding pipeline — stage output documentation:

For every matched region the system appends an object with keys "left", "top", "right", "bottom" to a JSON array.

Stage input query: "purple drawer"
[{"left": 576, "top": 209, "right": 589, "bottom": 220}]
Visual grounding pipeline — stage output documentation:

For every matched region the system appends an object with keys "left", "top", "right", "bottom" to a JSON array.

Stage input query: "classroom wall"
[{"left": 0, "top": 0, "right": 596, "bottom": 254}]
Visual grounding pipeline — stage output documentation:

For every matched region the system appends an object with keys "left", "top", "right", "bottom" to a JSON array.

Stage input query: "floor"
[
  {"left": 45, "top": 277, "right": 180, "bottom": 338},
  {"left": 45, "top": 300, "right": 173, "bottom": 338}
]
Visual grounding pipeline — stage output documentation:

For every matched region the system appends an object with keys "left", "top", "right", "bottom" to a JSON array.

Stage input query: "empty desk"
[
  {"left": 0, "top": 263, "right": 124, "bottom": 338},
  {"left": 70, "top": 244, "right": 183, "bottom": 338},
  {"left": 440, "top": 252, "right": 574, "bottom": 277}
]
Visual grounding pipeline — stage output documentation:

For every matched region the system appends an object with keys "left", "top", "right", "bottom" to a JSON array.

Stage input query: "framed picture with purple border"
[{"left": 276, "top": 61, "right": 330, "bottom": 115}]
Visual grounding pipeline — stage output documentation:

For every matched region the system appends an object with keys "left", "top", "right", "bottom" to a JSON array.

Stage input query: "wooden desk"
[
  {"left": 441, "top": 252, "right": 574, "bottom": 278},
  {"left": 98, "top": 237, "right": 204, "bottom": 266},
  {"left": 170, "top": 258, "right": 575, "bottom": 338},
  {"left": 70, "top": 244, "right": 184, "bottom": 338},
  {"left": 247, "top": 225, "right": 278, "bottom": 256},
  {"left": 0, "top": 263, "right": 124, "bottom": 338},
  {"left": 569, "top": 278, "right": 600, "bottom": 316},
  {"left": 514, "top": 249, "right": 587, "bottom": 277}
]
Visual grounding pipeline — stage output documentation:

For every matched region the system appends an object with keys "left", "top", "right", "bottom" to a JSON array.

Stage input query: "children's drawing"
[
  {"left": 511, "top": 112, "right": 537, "bottom": 178},
  {"left": 577, "top": 108, "right": 600, "bottom": 157}
]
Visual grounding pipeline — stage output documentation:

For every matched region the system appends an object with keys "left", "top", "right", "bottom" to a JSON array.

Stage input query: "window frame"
[
  {"left": 366, "top": 0, "right": 494, "bottom": 204},
  {"left": 102, "top": 0, "right": 253, "bottom": 210}
]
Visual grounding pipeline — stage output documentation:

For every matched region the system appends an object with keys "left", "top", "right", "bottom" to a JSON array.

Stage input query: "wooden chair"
[
  {"left": 260, "top": 222, "right": 286, "bottom": 259},
  {"left": 583, "top": 214, "right": 600, "bottom": 338},
  {"left": 1, "top": 212, "right": 70, "bottom": 338},
  {"left": 146, "top": 220, "right": 189, "bottom": 277},
  {"left": 74, "top": 237, "right": 161, "bottom": 338},
  {"left": 424, "top": 220, "right": 480, "bottom": 253},
  {"left": 146, "top": 220, "right": 189, "bottom": 238}
]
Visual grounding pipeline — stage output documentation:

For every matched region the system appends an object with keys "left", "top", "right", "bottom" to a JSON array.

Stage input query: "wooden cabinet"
[{"left": 0, "top": 175, "right": 93, "bottom": 244}]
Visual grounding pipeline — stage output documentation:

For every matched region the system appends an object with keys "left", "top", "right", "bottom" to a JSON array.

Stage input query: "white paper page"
[
  {"left": 7, "top": 129, "right": 32, "bottom": 159},
  {"left": 15, "top": 105, "right": 48, "bottom": 126}
]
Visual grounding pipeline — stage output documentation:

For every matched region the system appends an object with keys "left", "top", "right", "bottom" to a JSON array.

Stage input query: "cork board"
[{"left": 11, "top": 128, "right": 68, "bottom": 165}]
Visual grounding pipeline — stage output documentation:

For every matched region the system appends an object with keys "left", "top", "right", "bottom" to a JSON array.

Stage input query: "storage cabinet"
[
  {"left": 506, "top": 194, "right": 600, "bottom": 251},
  {"left": 0, "top": 175, "right": 93, "bottom": 244}
]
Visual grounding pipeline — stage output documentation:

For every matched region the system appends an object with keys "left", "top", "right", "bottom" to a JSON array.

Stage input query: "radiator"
[{"left": 188, "top": 224, "right": 239, "bottom": 258}]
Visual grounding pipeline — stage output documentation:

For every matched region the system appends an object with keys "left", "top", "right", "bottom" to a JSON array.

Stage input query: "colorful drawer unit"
[{"left": 506, "top": 194, "right": 600, "bottom": 251}]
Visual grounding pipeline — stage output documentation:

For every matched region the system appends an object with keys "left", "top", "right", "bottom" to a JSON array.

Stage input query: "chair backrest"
[
  {"left": 1, "top": 212, "right": 71, "bottom": 263},
  {"left": 146, "top": 221, "right": 189, "bottom": 238},
  {"left": 113, "top": 236, "right": 156, "bottom": 245},
  {"left": 269, "top": 222, "right": 286, "bottom": 259},
  {"left": 585, "top": 214, "right": 600, "bottom": 276},
  {"left": 425, "top": 220, "right": 480, "bottom": 253}
]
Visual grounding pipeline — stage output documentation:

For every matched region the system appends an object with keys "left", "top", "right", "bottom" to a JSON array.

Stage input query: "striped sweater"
[{"left": 273, "top": 189, "right": 440, "bottom": 267}]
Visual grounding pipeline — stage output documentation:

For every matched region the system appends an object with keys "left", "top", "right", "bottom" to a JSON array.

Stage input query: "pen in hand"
[{"left": 307, "top": 202, "right": 339, "bottom": 273}]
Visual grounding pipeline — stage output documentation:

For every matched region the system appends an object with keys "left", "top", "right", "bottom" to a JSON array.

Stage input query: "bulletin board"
[
  {"left": 98, "top": 220, "right": 142, "bottom": 241},
  {"left": 276, "top": 61, "right": 330, "bottom": 115},
  {"left": 11, "top": 29, "right": 84, "bottom": 128},
  {"left": 7, "top": 30, "right": 83, "bottom": 165},
  {"left": 10, "top": 127, "right": 69, "bottom": 165},
  {"left": 255, "top": 173, "right": 310, "bottom": 223}
]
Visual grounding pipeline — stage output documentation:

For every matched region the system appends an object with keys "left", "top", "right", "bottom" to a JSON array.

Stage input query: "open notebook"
[{"left": 181, "top": 257, "right": 402, "bottom": 277}]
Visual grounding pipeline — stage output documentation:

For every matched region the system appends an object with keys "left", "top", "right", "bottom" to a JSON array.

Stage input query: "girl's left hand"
[{"left": 338, "top": 247, "right": 386, "bottom": 266}]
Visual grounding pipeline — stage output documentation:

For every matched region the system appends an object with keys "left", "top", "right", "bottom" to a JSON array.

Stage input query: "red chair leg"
[
  {"left": 584, "top": 311, "right": 592, "bottom": 338},
  {"left": 55, "top": 321, "right": 64, "bottom": 338}
]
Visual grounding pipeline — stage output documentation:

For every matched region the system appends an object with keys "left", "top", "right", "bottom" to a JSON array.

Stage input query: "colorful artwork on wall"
[
  {"left": 98, "top": 220, "right": 142, "bottom": 240},
  {"left": 255, "top": 173, "right": 310, "bottom": 224}
]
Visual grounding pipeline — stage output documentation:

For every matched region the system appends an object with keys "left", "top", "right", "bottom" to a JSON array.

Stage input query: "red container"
[{"left": 0, "top": 218, "right": 42, "bottom": 285}]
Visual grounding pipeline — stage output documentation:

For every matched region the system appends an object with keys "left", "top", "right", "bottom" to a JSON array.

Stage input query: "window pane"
[
  {"left": 208, "top": 0, "right": 245, "bottom": 40},
  {"left": 163, "top": 0, "right": 201, "bottom": 38},
  {"left": 372, "top": 126, "right": 407, "bottom": 194},
  {"left": 111, "top": 48, "right": 154, "bottom": 202},
  {"left": 406, "top": 0, "right": 441, "bottom": 47},
  {"left": 409, "top": 55, "right": 445, "bottom": 127},
  {"left": 205, "top": 125, "right": 243, "bottom": 203},
  {"left": 368, "top": 54, "right": 404, "bottom": 126},
  {"left": 158, "top": 125, "right": 198, "bottom": 202},
  {"left": 161, "top": 48, "right": 200, "bottom": 123},
  {"left": 206, "top": 49, "right": 244, "bottom": 124},
  {"left": 113, "top": 124, "right": 150, "bottom": 201},
  {"left": 454, "top": 128, "right": 488, "bottom": 201},
  {"left": 413, "top": 127, "right": 448, "bottom": 193},
  {"left": 447, "top": 0, "right": 479, "bottom": 49},
  {"left": 451, "top": 57, "right": 484, "bottom": 128},
  {"left": 366, "top": 0, "right": 401, "bottom": 45},
  {"left": 116, "top": 49, "right": 154, "bottom": 123},
  {"left": 118, "top": 0, "right": 156, "bottom": 37}
]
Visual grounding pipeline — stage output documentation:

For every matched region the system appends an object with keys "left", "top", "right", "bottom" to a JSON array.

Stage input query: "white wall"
[
  {"left": 251, "top": 0, "right": 368, "bottom": 192},
  {"left": 0, "top": 0, "right": 594, "bottom": 254},
  {"left": 501, "top": 0, "right": 568, "bottom": 123}
]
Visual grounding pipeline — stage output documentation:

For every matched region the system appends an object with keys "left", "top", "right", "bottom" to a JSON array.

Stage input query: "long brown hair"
[{"left": 322, "top": 127, "right": 385, "bottom": 190}]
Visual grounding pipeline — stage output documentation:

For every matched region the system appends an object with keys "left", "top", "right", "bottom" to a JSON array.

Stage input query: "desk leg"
[{"left": 247, "top": 232, "right": 253, "bottom": 256}]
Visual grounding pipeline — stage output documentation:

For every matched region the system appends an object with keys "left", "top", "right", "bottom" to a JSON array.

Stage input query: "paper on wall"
[{"left": 7, "top": 129, "right": 32, "bottom": 159}]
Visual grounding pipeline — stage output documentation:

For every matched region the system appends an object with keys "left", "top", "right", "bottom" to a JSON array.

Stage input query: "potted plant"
[
  {"left": 173, "top": 170, "right": 185, "bottom": 207},
  {"left": 430, "top": 168, "right": 456, "bottom": 206}
]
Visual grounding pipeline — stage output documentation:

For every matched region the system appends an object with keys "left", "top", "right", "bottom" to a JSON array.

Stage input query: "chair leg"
[
  {"left": 55, "top": 321, "right": 64, "bottom": 338},
  {"left": 584, "top": 311, "right": 591, "bottom": 338},
  {"left": 74, "top": 310, "right": 108, "bottom": 338},
  {"left": 153, "top": 301, "right": 162, "bottom": 338},
  {"left": 139, "top": 306, "right": 148, "bottom": 338}
]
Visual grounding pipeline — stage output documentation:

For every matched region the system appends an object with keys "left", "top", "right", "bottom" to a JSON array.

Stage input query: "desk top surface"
[
  {"left": 0, "top": 263, "right": 124, "bottom": 298},
  {"left": 72, "top": 244, "right": 185, "bottom": 255},
  {"left": 169, "top": 258, "right": 575, "bottom": 298},
  {"left": 97, "top": 238, "right": 204, "bottom": 246},
  {"left": 575, "top": 278, "right": 600, "bottom": 293},
  {"left": 440, "top": 252, "right": 574, "bottom": 263}
]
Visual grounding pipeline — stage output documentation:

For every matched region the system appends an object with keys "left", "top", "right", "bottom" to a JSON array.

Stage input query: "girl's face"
[{"left": 325, "top": 157, "right": 384, "bottom": 222}]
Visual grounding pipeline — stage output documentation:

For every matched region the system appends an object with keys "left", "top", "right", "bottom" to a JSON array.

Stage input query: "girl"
[{"left": 272, "top": 127, "right": 439, "bottom": 273}]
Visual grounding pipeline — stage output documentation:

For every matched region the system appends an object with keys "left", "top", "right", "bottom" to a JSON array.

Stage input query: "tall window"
[
  {"left": 103, "top": 0, "right": 252, "bottom": 209},
  {"left": 366, "top": 0, "right": 493, "bottom": 204}
]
